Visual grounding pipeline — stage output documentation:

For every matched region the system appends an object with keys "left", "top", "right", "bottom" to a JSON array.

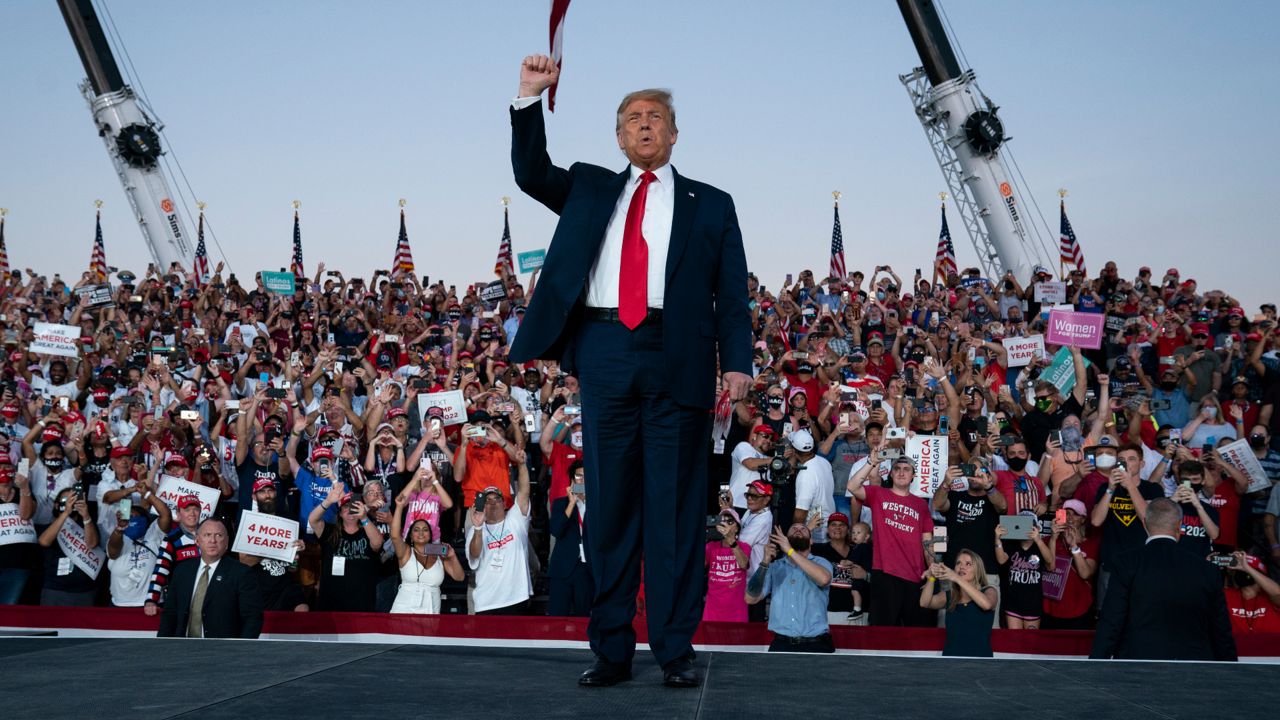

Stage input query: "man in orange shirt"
[{"left": 454, "top": 410, "right": 519, "bottom": 509}]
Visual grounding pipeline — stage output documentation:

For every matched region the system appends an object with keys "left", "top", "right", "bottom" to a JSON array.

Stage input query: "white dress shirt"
[{"left": 511, "top": 96, "right": 674, "bottom": 309}]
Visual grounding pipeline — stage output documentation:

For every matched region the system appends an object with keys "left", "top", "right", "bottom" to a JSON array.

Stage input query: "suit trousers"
[
  {"left": 548, "top": 562, "right": 594, "bottom": 617},
  {"left": 575, "top": 317, "right": 709, "bottom": 667}
]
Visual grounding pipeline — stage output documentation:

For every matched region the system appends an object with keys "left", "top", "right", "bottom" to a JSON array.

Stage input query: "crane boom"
[
  {"left": 896, "top": 0, "right": 1054, "bottom": 281},
  {"left": 58, "top": 0, "right": 194, "bottom": 272}
]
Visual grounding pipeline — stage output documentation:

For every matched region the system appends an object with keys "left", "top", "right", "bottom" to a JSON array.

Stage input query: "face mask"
[
  {"left": 570, "top": 431, "right": 583, "bottom": 448},
  {"left": 124, "top": 515, "right": 149, "bottom": 541},
  {"left": 1034, "top": 398, "right": 1053, "bottom": 413},
  {"left": 1095, "top": 454, "right": 1117, "bottom": 470},
  {"left": 1159, "top": 381, "right": 1178, "bottom": 391},
  {"left": 1005, "top": 457, "right": 1028, "bottom": 472},
  {"left": 767, "top": 397, "right": 784, "bottom": 410},
  {"left": 875, "top": 292, "right": 886, "bottom": 302},
  {"left": 43, "top": 457, "right": 65, "bottom": 473},
  {"left": 1232, "top": 571, "right": 1256, "bottom": 588},
  {"left": 1061, "top": 425, "right": 1083, "bottom": 449},
  {"left": 1250, "top": 434, "right": 1268, "bottom": 450}
]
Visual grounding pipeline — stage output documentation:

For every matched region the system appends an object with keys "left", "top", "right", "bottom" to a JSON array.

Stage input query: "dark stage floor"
[{"left": 1, "top": 637, "right": 1268, "bottom": 719}]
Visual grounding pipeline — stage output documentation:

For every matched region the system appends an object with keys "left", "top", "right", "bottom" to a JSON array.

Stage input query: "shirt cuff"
[{"left": 511, "top": 96, "right": 542, "bottom": 110}]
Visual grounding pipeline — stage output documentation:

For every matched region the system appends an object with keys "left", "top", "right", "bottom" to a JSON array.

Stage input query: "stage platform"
[{"left": 3, "top": 635, "right": 1276, "bottom": 720}]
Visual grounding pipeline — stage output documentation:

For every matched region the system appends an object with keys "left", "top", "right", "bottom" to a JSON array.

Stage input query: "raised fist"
[{"left": 519, "top": 54, "right": 560, "bottom": 97}]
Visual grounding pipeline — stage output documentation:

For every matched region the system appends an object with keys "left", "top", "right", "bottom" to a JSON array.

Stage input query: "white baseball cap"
[{"left": 790, "top": 429, "right": 814, "bottom": 453}]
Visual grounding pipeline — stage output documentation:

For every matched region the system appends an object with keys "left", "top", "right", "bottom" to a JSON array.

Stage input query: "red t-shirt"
[
  {"left": 1043, "top": 534, "right": 1099, "bottom": 620},
  {"left": 1073, "top": 472, "right": 1109, "bottom": 514},
  {"left": 863, "top": 485, "right": 933, "bottom": 582},
  {"left": 995, "top": 470, "right": 1046, "bottom": 515},
  {"left": 1155, "top": 332, "right": 1187, "bottom": 360},
  {"left": 547, "top": 442, "right": 582, "bottom": 503},
  {"left": 1224, "top": 587, "right": 1280, "bottom": 634},
  {"left": 864, "top": 355, "right": 897, "bottom": 386},
  {"left": 782, "top": 373, "right": 823, "bottom": 417}
]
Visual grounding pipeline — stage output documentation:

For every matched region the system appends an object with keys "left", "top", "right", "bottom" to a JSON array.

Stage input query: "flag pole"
[
  {"left": 0, "top": 207, "right": 9, "bottom": 282},
  {"left": 1054, "top": 188, "right": 1064, "bottom": 280},
  {"left": 933, "top": 191, "right": 946, "bottom": 286}
]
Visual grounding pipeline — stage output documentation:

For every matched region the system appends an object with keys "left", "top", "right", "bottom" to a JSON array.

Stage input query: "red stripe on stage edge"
[{"left": 1, "top": 607, "right": 1277, "bottom": 656}]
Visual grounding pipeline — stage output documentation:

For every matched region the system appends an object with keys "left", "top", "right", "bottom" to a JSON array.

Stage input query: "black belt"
[
  {"left": 777, "top": 632, "right": 831, "bottom": 644},
  {"left": 583, "top": 307, "right": 663, "bottom": 324}
]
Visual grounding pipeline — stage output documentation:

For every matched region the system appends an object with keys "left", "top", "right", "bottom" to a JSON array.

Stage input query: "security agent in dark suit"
[
  {"left": 158, "top": 518, "right": 264, "bottom": 639},
  {"left": 508, "top": 55, "right": 753, "bottom": 688},
  {"left": 548, "top": 461, "right": 592, "bottom": 617},
  {"left": 1090, "top": 498, "right": 1236, "bottom": 661}
]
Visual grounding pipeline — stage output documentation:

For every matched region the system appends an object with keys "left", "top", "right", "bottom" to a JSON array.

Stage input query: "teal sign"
[
  {"left": 261, "top": 271, "right": 296, "bottom": 296},
  {"left": 517, "top": 249, "right": 546, "bottom": 273}
]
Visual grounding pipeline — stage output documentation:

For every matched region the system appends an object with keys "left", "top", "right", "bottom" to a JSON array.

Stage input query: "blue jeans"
[{"left": 0, "top": 569, "right": 29, "bottom": 605}]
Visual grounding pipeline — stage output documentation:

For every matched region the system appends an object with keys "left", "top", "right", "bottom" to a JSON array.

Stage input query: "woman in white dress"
[{"left": 390, "top": 480, "right": 464, "bottom": 614}]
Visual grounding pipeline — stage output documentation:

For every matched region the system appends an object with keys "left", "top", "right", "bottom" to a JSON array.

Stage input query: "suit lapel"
[{"left": 666, "top": 169, "right": 697, "bottom": 285}]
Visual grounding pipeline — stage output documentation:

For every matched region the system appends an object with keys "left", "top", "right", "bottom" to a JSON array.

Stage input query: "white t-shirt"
[
  {"left": 739, "top": 507, "right": 772, "bottom": 575},
  {"left": 510, "top": 387, "right": 543, "bottom": 442},
  {"left": 794, "top": 455, "right": 835, "bottom": 544},
  {"left": 107, "top": 522, "right": 166, "bottom": 607},
  {"left": 465, "top": 502, "right": 532, "bottom": 613},
  {"left": 32, "top": 374, "right": 80, "bottom": 400},
  {"left": 95, "top": 468, "right": 141, "bottom": 546},
  {"left": 728, "top": 442, "right": 766, "bottom": 507},
  {"left": 29, "top": 464, "right": 78, "bottom": 526}
]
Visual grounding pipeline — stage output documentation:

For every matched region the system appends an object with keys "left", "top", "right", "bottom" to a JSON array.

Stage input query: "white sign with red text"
[
  {"left": 1216, "top": 439, "right": 1271, "bottom": 494},
  {"left": 907, "top": 434, "right": 949, "bottom": 498},
  {"left": 31, "top": 322, "right": 81, "bottom": 358},
  {"left": 232, "top": 509, "right": 299, "bottom": 563},
  {"left": 156, "top": 476, "right": 220, "bottom": 522},
  {"left": 0, "top": 504, "right": 36, "bottom": 546},
  {"left": 56, "top": 520, "right": 105, "bottom": 579},
  {"left": 1002, "top": 334, "right": 1046, "bottom": 368},
  {"left": 417, "top": 390, "right": 467, "bottom": 427}
]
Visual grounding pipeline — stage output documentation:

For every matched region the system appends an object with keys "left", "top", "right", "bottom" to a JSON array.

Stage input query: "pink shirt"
[
  {"left": 863, "top": 485, "right": 934, "bottom": 582},
  {"left": 403, "top": 491, "right": 442, "bottom": 541},
  {"left": 703, "top": 541, "right": 751, "bottom": 623}
]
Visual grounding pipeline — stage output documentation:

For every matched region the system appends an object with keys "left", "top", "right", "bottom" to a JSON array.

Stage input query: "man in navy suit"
[
  {"left": 1090, "top": 498, "right": 1236, "bottom": 661},
  {"left": 548, "top": 461, "right": 593, "bottom": 617},
  {"left": 157, "top": 518, "right": 264, "bottom": 639},
  {"left": 508, "top": 55, "right": 752, "bottom": 688}
]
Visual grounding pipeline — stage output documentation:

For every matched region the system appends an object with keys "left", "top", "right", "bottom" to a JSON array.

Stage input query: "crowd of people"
[{"left": 0, "top": 256, "right": 1278, "bottom": 653}]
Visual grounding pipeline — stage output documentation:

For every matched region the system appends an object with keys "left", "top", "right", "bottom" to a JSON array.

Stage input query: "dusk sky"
[{"left": 2, "top": 1, "right": 1276, "bottom": 310}]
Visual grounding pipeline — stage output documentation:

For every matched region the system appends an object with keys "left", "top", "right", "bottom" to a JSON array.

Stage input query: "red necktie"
[{"left": 619, "top": 171, "right": 657, "bottom": 329}]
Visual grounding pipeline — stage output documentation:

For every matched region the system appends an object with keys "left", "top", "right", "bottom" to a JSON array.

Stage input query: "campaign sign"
[
  {"left": 1040, "top": 555, "right": 1071, "bottom": 602},
  {"left": 1002, "top": 334, "right": 1046, "bottom": 368},
  {"left": 0, "top": 504, "right": 36, "bottom": 546},
  {"left": 417, "top": 390, "right": 468, "bottom": 427},
  {"left": 156, "top": 476, "right": 221, "bottom": 522},
  {"left": 1046, "top": 310, "right": 1106, "bottom": 350},
  {"left": 57, "top": 520, "right": 106, "bottom": 579},
  {"left": 479, "top": 280, "right": 507, "bottom": 306},
  {"left": 260, "top": 271, "right": 297, "bottom": 296},
  {"left": 75, "top": 283, "right": 115, "bottom": 308},
  {"left": 1034, "top": 281, "right": 1067, "bottom": 304},
  {"left": 516, "top": 249, "right": 546, "bottom": 273},
  {"left": 907, "top": 434, "right": 948, "bottom": 498},
  {"left": 232, "top": 509, "right": 300, "bottom": 563},
  {"left": 1216, "top": 438, "right": 1271, "bottom": 494},
  {"left": 31, "top": 322, "right": 81, "bottom": 358},
  {"left": 1039, "top": 346, "right": 1092, "bottom": 397}
]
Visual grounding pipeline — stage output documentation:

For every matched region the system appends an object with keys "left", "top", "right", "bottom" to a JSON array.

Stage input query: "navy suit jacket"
[
  {"left": 157, "top": 556, "right": 264, "bottom": 639},
  {"left": 548, "top": 496, "right": 592, "bottom": 580},
  {"left": 1090, "top": 538, "right": 1236, "bottom": 661},
  {"left": 508, "top": 102, "right": 752, "bottom": 409}
]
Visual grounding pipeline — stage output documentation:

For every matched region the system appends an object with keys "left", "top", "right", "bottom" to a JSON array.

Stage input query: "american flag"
[
  {"left": 394, "top": 208, "right": 415, "bottom": 276},
  {"left": 0, "top": 212, "right": 8, "bottom": 278},
  {"left": 547, "top": 0, "right": 571, "bottom": 112},
  {"left": 90, "top": 210, "right": 108, "bottom": 281},
  {"left": 494, "top": 205, "right": 515, "bottom": 277},
  {"left": 290, "top": 209, "right": 305, "bottom": 280},
  {"left": 1059, "top": 200, "right": 1086, "bottom": 276},
  {"left": 193, "top": 210, "right": 210, "bottom": 288},
  {"left": 829, "top": 200, "right": 845, "bottom": 280},
  {"left": 935, "top": 203, "right": 958, "bottom": 278}
]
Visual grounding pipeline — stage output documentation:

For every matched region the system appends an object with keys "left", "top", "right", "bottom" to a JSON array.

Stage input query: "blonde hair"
[
  {"left": 948, "top": 549, "right": 992, "bottom": 612},
  {"left": 615, "top": 89, "right": 677, "bottom": 133}
]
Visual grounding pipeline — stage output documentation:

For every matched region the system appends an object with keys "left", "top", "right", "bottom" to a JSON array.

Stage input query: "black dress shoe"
[
  {"left": 662, "top": 656, "right": 700, "bottom": 688},
  {"left": 579, "top": 658, "right": 632, "bottom": 687}
]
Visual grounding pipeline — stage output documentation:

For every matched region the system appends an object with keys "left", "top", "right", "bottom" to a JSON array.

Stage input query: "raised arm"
[{"left": 510, "top": 55, "right": 571, "bottom": 214}]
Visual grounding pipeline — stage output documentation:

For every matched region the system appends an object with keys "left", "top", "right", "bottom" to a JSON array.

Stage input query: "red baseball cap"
[
  {"left": 1227, "top": 307, "right": 1246, "bottom": 318},
  {"left": 252, "top": 477, "right": 275, "bottom": 493},
  {"left": 163, "top": 453, "right": 189, "bottom": 469},
  {"left": 1189, "top": 323, "right": 1211, "bottom": 336},
  {"left": 387, "top": 407, "right": 407, "bottom": 420},
  {"left": 310, "top": 446, "right": 334, "bottom": 462},
  {"left": 1165, "top": 268, "right": 1179, "bottom": 277},
  {"left": 110, "top": 446, "right": 134, "bottom": 459},
  {"left": 828, "top": 512, "right": 851, "bottom": 526},
  {"left": 177, "top": 494, "right": 202, "bottom": 509},
  {"left": 1246, "top": 332, "right": 1263, "bottom": 342},
  {"left": 751, "top": 424, "right": 777, "bottom": 437},
  {"left": 747, "top": 480, "right": 773, "bottom": 496}
]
